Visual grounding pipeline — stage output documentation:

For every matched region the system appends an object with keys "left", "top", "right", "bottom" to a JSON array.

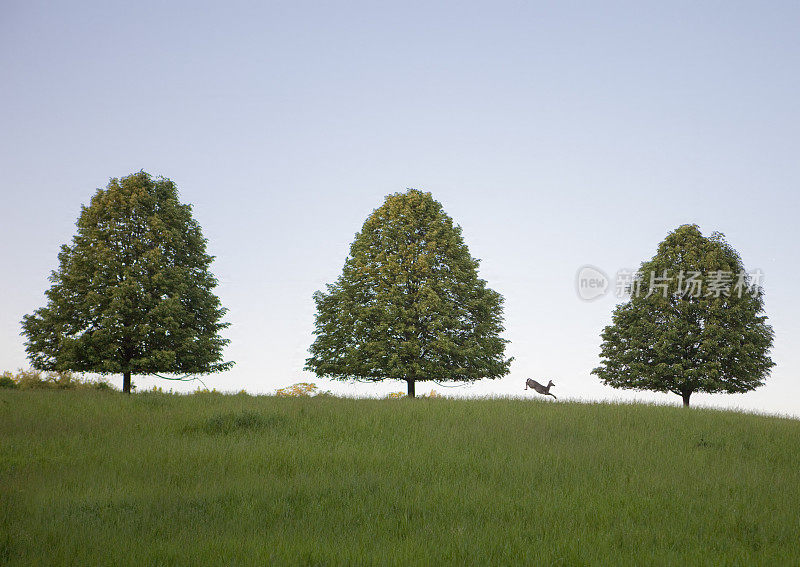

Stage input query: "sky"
[{"left": 1, "top": 1, "right": 798, "bottom": 415}]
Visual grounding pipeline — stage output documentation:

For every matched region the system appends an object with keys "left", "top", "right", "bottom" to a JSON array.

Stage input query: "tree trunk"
[
  {"left": 682, "top": 391, "right": 691, "bottom": 407},
  {"left": 123, "top": 371, "right": 131, "bottom": 394},
  {"left": 407, "top": 379, "right": 415, "bottom": 398}
]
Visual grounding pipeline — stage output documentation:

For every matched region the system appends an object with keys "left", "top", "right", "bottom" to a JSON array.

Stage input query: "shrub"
[
  {"left": 0, "top": 373, "right": 17, "bottom": 389},
  {"left": 0, "top": 369, "right": 115, "bottom": 390},
  {"left": 386, "top": 390, "right": 438, "bottom": 398},
  {"left": 13, "top": 369, "right": 76, "bottom": 389},
  {"left": 275, "top": 382, "right": 318, "bottom": 397}
]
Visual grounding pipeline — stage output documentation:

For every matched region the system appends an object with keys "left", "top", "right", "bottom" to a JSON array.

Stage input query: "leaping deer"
[{"left": 525, "top": 379, "right": 557, "bottom": 399}]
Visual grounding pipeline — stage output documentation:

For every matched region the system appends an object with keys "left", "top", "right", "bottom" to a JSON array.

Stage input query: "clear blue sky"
[{"left": 2, "top": 1, "right": 798, "bottom": 414}]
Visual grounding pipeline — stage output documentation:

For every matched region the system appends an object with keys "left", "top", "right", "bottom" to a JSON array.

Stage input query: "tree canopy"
[
  {"left": 305, "top": 189, "right": 512, "bottom": 396},
  {"left": 21, "top": 171, "right": 232, "bottom": 393},
  {"left": 592, "top": 224, "right": 774, "bottom": 406}
]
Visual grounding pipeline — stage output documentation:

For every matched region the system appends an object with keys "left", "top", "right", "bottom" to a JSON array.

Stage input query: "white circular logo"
[{"left": 576, "top": 265, "right": 609, "bottom": 301}]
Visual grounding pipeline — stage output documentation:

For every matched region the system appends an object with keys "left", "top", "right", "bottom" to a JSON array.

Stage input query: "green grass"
[{"left": 2, "top": 391, "right": 800, "bottom": 566}]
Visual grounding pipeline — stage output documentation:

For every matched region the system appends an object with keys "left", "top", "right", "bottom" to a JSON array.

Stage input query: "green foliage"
[
  {"left": 306, "top": 189, "right": 512, "bottom": 396},
  {"left": 593, "top": 224, "right": 774, "bottom": 405},
  {"left": 13, "top": 368, "right": 79, "bottom": 389},
  {"left": 0, "top": 374, "right": 17, "bottom": 389},
  {"left": 1, "top": 391, "right": 799, "bottom": 564},
  {"left": 0, "top": 368, "right": 114, "bottom": 390},
  {"left": 21, "top": 171, "right": 232, "bottom": 392}
]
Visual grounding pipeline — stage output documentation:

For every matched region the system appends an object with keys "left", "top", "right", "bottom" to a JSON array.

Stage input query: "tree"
[
  {"left": 592, "top": 224, "right": 774, "bottom": 406},
  {"left": 22, "top": 171, "right": 232, "bottom": 393},
  {"left": 305, "top": 189, "right": 512, "bottom": 397}
]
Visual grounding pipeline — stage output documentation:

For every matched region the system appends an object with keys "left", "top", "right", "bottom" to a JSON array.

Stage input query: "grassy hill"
[{"left": 2, "top": 390, "right": 799, "bottom": 565}]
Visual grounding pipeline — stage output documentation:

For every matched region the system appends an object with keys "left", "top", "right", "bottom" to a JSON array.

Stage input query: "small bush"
[
  {"left": 0, "top": 369, "right": 115, "bottom": 390},
  {"left": 275, "top": 382, "right": 318, "bottom": 397},
  {"left": 0, "top": 374, "right": 18, "bottom": 389},
  {"left": 385, "top": 390, "right": 438, "bottom": 399},
  {"left": 13, "top": 368, "right": 73, "bottom": 389}
]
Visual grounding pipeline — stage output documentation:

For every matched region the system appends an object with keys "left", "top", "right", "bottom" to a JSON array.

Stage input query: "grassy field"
[{"left": 2, "top": 390, "right": 799, "bottom": 566}]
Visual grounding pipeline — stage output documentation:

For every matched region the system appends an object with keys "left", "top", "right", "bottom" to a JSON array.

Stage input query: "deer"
[{"left": 525, "top": 379, "right": 557, "bottom": 399}]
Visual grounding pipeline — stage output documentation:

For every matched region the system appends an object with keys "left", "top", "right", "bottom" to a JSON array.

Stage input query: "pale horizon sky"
[{"left": 1, "top": 1, "right": 798, "bottom": 416}]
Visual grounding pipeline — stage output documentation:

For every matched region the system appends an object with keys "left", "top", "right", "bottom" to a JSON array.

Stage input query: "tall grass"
[{"left": 1, "top": 390, "right": 799, "bottom": 565}]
